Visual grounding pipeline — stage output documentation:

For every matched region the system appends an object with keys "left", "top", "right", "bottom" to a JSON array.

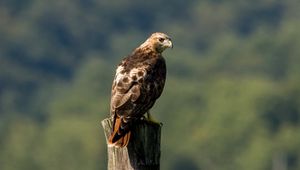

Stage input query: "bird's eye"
[{"left": 159, "top": 38, "right": 165, "bottom": 42}]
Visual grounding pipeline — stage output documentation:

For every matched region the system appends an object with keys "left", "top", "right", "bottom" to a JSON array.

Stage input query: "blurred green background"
[{"left": 1, "top": 0, "right": 300, "bottom": 169}]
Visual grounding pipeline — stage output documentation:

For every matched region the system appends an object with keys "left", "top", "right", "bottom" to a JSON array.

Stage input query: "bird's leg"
[{"left": 146, "top": 111, "right": 161, "bottom": 125}]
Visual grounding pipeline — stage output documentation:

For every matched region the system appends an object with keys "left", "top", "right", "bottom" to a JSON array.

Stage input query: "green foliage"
[{"left": 1, "top": 0, "right": 300, "bottom": 169}]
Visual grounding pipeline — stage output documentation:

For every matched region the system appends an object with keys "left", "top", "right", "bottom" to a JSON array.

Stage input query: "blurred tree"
[{"left": 0, "top": 0, "right": 300, "bottom": 170}]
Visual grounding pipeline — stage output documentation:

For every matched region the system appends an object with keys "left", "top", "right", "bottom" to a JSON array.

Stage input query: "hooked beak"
[{"left": 166, "top": 39, "right": 173, "bottom": 49}]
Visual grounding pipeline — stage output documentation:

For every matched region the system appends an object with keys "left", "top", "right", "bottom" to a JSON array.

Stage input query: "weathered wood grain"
[{"left": 101, "top": 117, "right": 162, "bottom": 170}]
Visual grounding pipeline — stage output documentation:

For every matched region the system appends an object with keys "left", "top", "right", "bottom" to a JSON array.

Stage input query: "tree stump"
[{"left": 101, "top": 117, "right": 162, "bottom": 170}]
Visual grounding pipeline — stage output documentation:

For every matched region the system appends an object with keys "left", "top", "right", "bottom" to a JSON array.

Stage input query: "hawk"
[{"left": 108, "top": 32, "right": 173, "bottom": 147}]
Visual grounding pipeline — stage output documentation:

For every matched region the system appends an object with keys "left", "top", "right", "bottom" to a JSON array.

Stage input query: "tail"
[{"left": 108, "top": 116, "right": 131, "bottom": 147}]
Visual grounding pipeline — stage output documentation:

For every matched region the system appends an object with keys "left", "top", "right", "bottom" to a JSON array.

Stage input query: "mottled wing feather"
[{"left": 110, "top": 64, "right": 146, "bottom": 116}]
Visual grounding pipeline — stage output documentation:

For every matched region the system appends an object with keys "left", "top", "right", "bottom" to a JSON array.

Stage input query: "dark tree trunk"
[{"left": 101, "top": 117, "right": 162, "bottom": 170}]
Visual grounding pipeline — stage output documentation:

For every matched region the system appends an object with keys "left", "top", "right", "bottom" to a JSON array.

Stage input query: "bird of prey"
[{"left": 108, "top": 32, "right": 173, "bottom": 147}]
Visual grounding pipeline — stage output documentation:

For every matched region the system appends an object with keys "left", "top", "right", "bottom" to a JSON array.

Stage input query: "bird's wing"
[{"left": 110, "top": 64, "right": 146, "bottom": 115}]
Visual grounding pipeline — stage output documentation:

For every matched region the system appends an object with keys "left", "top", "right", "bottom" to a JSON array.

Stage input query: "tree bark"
[{"left": 101, "top": 117, "right": 162, "bottom": 170}]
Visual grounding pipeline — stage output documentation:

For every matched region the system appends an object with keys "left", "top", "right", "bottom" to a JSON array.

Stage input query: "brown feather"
[
  {"left": 108, "top": 32, "right": 171, "bottom": 147},
  {"left": 108, "top": 116, "right": 131, "bottom": 147}
]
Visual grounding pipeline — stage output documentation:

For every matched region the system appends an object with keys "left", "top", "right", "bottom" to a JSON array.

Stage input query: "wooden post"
[{"left": 101, "top": 117, "right": 162, "bottom": 170}]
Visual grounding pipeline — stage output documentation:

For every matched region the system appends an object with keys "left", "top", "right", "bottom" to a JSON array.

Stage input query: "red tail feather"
[{"left": 108, "top": 117, "right": 131, "bottom": 147}]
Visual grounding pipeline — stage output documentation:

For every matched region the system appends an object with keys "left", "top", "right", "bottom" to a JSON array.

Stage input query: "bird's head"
[{"left": 140, "top": 32, "right": 173, "bottom": 53}]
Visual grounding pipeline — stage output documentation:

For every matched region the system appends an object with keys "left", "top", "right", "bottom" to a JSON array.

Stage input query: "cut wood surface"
[{"left": 101, "top": 117, "right": 162, "bottom": 170}]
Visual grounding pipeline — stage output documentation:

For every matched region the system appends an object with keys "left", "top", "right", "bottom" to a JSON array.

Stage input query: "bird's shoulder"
[{"left": 117, "top": 48, "right": 160, "bottom": 73}]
